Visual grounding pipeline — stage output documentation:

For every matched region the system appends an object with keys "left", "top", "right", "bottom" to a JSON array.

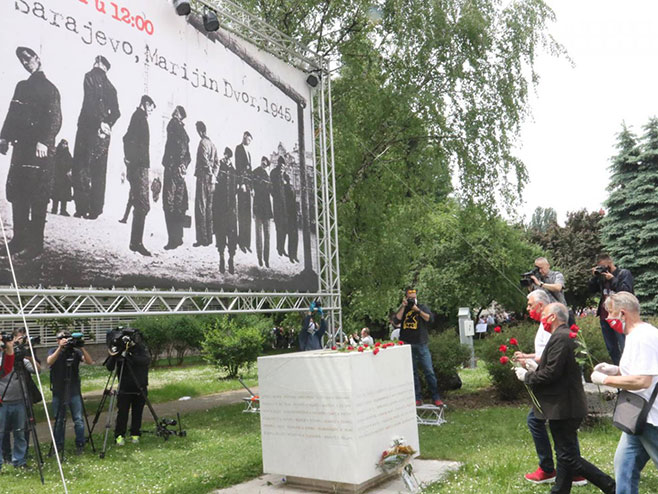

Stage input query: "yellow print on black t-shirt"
[{"left": 403, "top": 311, "right": 419, "bottom": 330}]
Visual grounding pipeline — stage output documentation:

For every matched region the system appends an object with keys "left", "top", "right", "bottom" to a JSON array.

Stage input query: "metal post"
[{"left": 458, "top": 307, "right": 475, "bottom": 368}]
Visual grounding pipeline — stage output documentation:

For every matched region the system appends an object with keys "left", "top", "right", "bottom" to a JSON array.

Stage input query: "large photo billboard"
[{"left": 0, "top": 0, "right": 320, "bottom": 291}]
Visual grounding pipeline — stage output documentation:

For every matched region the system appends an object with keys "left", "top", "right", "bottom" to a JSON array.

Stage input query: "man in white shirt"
[{"left": 591, "top": 292, "right": 658, "bottom": 494}]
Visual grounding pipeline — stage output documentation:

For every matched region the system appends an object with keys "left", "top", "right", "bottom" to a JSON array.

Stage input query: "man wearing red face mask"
[
  {"left": 517, "top": 303, "right": 616, "bottom": 494},
  {"left": 515, "top": 291, "right": 587, "bottom": 486},
  {"left": 588, "top": 254, "right": 634, "bottom": 366},
  {"left": 590, "top": 292, "right": 658, "bottom": 494}
]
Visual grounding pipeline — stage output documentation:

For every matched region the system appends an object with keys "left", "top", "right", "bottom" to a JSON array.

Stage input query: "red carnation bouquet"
[{"left": 498, "top": 336, "right": 543, "bottom": 414}]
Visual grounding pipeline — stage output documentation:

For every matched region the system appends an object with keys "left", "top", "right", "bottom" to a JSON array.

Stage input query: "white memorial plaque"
[{"left": 258, "top": 345, "right": 419, "bottom": 486}]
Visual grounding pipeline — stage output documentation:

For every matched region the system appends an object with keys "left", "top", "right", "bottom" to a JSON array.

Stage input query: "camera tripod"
[
  {"left": 89, "top": 351, "right": 185, "bottom": 459},
  {"left": 0, "top": 356, "right": 45, "bottom": 484},
  {"left": 48, "top": 348, "right": 97, "bottom": 458}
]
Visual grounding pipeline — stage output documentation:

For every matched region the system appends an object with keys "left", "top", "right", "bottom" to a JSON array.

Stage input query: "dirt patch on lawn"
[{"left": 446, "top": 387, "right": 527, "bottom": 409}]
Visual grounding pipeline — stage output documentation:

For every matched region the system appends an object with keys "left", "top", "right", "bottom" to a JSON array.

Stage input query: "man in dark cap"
[
  {"left": 193, "top": 121, "right": 218, "bottom": 247},
  {"left": 162, "top": 105, "right": 190, "bottom": 250},
  {"left": 213, "top": 147, "right": 237, "bottom": 273},
  {"left": 270, "top": 155, "right": 288, "bottom": 258},
  {"left": 0, "top": 47, "right": 62, "bottom": 258},
  {"left": 73, "top": 55, "right": 120, "bottom": 219},
  {"left": 123, "top": 95, "right": 156, "bottom": 256},
  {"left": 234, "top": 131, "right": 253, "bottom": 253},
  {"left": 252, "top": 156, "right": 273, "bottom": 267}
]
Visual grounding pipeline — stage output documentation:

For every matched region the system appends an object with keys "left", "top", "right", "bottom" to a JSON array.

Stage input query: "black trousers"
[
  {"left": 115, "top": 392, "right": 146, "bottom": 438},
  {"left": 548, "top": 418, "right": 615, "bottom": 494},
  {"left": 237, "top": 189, "right": 251, "bottom": 249}
]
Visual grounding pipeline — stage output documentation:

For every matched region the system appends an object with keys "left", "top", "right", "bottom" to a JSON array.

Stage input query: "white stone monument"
[{"left": 258, "top": 345, "right": 420, "bottom": 493}]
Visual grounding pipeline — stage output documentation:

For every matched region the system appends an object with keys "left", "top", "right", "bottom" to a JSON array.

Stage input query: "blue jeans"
[
  {"left": 528, "top": 408, "right": 554, "bottom": 473},
  {"left": 52, "top": 393, "right": 86, "bottom": 449},
  {"left": 410, "top": 344, "right": 440, "bottom": 401},
  {"left": 0, "top": 402, "right": 28, "bottom": 468},
  {"left": 614, "top": 424, "right": 658, "bottom": 494},
  {"left": 601, "top": 318, "right": 626, "bottom": 365}
]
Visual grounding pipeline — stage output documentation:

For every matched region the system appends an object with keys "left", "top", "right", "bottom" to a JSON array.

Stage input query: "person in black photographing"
[
  {"left": 47, "top": 330, "right": 93, "bottom": 454},
  {"left": 105, "top": 329, "right": 150, "bottom": 446}
]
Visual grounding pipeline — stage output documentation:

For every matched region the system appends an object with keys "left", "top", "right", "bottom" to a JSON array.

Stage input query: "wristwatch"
[{"left": 540, "top": 281, "right": 544, "bottom": 287}]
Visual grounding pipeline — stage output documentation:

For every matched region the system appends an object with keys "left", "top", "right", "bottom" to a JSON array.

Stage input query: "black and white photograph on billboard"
[{"left": 0, "top": 0, "right": 320, "bottom": 291}]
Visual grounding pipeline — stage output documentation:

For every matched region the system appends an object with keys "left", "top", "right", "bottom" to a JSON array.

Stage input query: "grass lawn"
[{"left": 4, "top": 358, "right": 657, "bottom": 493}]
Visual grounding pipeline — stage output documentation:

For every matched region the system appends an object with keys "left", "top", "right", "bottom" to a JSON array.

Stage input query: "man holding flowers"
[{"left": 516, "top": 303, "right": 615, "bottom": 494}]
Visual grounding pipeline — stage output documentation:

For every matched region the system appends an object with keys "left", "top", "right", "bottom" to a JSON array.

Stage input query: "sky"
[{"left": 516, "top": 0, "right": 658, "bottom": 225}]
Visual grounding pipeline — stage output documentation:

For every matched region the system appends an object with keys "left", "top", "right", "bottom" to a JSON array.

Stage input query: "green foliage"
[
  {"left": 528, "top": 206, "right": 557, "bottom": 233},
  {"left": 202, "top": 315, "right": 268, "bottom": 378},
  {"left": 133, "top": 316, "right": 172, "bottom": 366},
  {"left": 602, "top": 120, "right": 658, "bottom": 313},
  {"left": 169, "top": 316, "right": 205, "bottom": 365},
  {"left": 235, "top": 0, "right": 561, "bottom": 328},
  {"left": 529, "top": 209, "right": 604, "bottom": 311},
  {"left": 427, "top": 331, "right": 472, "bottom": 392}
]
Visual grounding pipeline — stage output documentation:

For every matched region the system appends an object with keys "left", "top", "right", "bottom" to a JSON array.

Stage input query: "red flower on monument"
[
  {"left": 494, "top": 326, "right": 502, "bottom": 333},
  {"left": 570, "top": 324, "right": 580, "bottom": 333},
  {"left": 509, "top": 338, "right": 518, "bottom": 346},
  {"left": 375, "top": 342, "right": 381, "bottom": 347},
  {"left": 373, "top": 347, "right": 380, "bottom": 355},
  {"left": 347, "top": 346, "right": 354, "bottom": 351},
  {"left": 500, "top": 356, "right": 509, "bottom": 365},
  {"left": 358, "top": 346, "right": 364, "bottom": 352},
  {"left": 331, "top": 346, "right": 337, "bottom": 350},
  {"left": 569, "top": 332, "right": 578, "bottom": 339},
  {"left": 398, "top": 341, "right": 404, "bottom": 345}
]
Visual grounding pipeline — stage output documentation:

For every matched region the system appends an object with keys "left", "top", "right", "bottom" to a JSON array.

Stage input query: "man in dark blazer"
[
  {"left": 0, "top": 47, "right": 62, "bottom": 258},
  {"left": 162, "top": 106, "right": 190, "bottom": 250},
  {"left": 234, "top": 131, "right": 252, "bottom": 253},
  {"left": 73, "top": 55, "right": 120, "bottom": 219},
  {"left": 252, "top": 156, "right": 272, "bottom": 267},
  {"left": 518, "top": 303, "right": 615, "bottom": 494},
  {"left": 123, "top": 95, "right": 155, "bottom": 256},
  {"left": 213, "top": 147, "right": 237, "bottom": 274},
  {"left": 270, "top": 155, "right": 287, "bottom": 257}
]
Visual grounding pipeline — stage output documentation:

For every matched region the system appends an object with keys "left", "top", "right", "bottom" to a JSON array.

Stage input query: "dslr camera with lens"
[
  {"left": 594, "top": 265, "right": 610, "bottom": 277},
  {"left": 14, "top": 335, "right": 40, "bottom": 359},
  {"left": 520, "top": 267, "right": 541, "bottom": 287},
  {"left": 0, "top": 331, "right": 13, "bottom": 345}
]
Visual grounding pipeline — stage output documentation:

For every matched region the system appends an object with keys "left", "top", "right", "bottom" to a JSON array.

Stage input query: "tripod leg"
[
  {"left": 99, "top": 390, "right": 117, "bottom": 459},
  {"left": 89, "top": 371, "right": 116, "bottom": 437},
  {"left": 17, "top": 373, "right": 45, "bottom": 484},
  {"left": 80, "top": 395, "right": 96, "bottom": 453},
  {"left": 48, "top": 395, "right": 68, "bottom": 458}
]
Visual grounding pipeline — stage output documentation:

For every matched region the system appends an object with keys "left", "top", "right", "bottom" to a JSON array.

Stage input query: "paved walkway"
[
  {"left": 211, "top": 459, "right": 461, "bottom": 494},
  {"left": 33, "top": 386, "right": 259, "bottom": 444}
]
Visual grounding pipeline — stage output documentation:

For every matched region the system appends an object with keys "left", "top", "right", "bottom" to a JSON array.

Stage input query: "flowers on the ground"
[{"left": 378, "top": 437, "right": 416, "bottom": 473}]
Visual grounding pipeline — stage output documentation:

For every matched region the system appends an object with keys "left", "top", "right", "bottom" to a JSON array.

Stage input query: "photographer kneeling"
[
  {"left": 47, "top": 330, "right": 94, "bottom": 454},
  {"left": 105, "top": 330, "right": 150, "bottom": 446}
]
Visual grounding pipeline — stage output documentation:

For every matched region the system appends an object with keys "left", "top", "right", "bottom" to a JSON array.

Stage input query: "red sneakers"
[
  {"left": 572, "top": 476, "right": 588, "bottom": 486},
  {"left": 434, "top": 400, "right": 445, "bottom": 407},
  {"left": 524, "top": 467, "right": 556, "bottom": 484},
  {"left": 415, "top": 400, "right": 423, "bottom": 406}
]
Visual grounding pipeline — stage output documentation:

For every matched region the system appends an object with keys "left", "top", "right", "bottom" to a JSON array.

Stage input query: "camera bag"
[{"left": 612, "top": 383, "right": 658, "bottom": 435}]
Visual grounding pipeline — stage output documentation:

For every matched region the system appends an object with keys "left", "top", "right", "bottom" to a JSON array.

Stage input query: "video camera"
[
  {"left": 520, "top": 267, "right": 541, "bottom": 287},
  {"left": 107, "top": 327, "right": 139, "bottom": 354},
  {"left": 62, "top": 332, "right": 85, "bottom": 350},
  {"left": 14, "top": 335, "right": 40, "bottom": 359},
  {"left": 594, "top": 265, "right": 610, "bottom": 277}
]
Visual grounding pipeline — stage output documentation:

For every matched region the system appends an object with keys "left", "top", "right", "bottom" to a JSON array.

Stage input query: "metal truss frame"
[{"left": 0, "top": 1, "right": 342, "bottom": 341}]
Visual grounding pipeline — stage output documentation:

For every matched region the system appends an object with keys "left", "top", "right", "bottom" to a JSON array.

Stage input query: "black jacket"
[
  {"left": 525, "top": 324, "right": 587, "bottom": 420},
  {"left": 105, "top": 344, "right": 150, "bottom": 393},
  {"left": 588, "top": 267, "right": 634, "bottom": 318},
  {"left": 123, "top": 107, "right": 150, "bottom": 168}
]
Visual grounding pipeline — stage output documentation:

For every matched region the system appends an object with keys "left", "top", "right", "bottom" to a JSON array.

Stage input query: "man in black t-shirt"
[
  {"left": 393, "top": 288, "right": 443, "bottom": 407},
  {"left": 47, "top": 331, "right": 94, "bottom": 453}
]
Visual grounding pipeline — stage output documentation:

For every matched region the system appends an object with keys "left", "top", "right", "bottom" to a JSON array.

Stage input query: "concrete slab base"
[{"left": 211, "top": 459, "right": 461, "bottom": 494}]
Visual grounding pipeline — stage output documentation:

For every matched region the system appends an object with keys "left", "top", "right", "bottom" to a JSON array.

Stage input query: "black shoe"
[
  {"left": 7, "top": 239, "right": 26, "bottom": 253},
  {"left": 264, "top": 260, "right": 269, "bottom": 268},
  {"left": 85, "top": 213, "right": 99, "bottom": 220},
  {"left": 246, "top": 246, "right": 252, "bottom": 253},
  {"left": 75, "top": 445, "right": 84, "bottom": 455},
  {"left": 239, "top": 246, "right": 247, "bottom": 253},
  {"left": 61, "top": 211, "right": 70, "bottom": 217},
  {"left": 74, "top": 212, "right": 84, "bottom": 218},
  {"left": 118, "top": 218, "right": 128, "bottom": 224},
  {"left": 20, "top": 246, "right": 43, "bottom": 259},
  {"left": 164, "top": 243, "right": 176, "bottom": 250},
  {"left": 193, "top": 242, "right": 203, "bottom": 247},
  {"left": 258, "top": 258, "right": 263, "bottom": 267},
  {"left": 130, "top": 244, "right": 152, "bottom": 257}
]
